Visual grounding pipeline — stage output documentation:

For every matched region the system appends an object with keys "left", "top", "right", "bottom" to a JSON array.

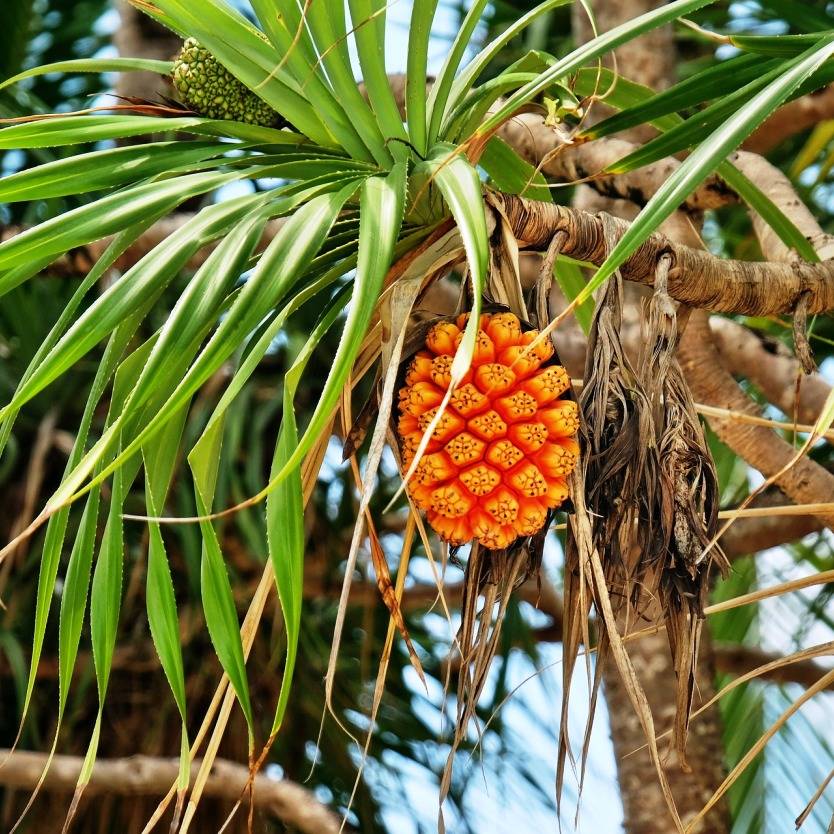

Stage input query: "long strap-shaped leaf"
[
  {"left": 57, "top": 336, "right": 160, "bottom": 726},
  {"left": 606, "top": 59, "right": 834, "bottom": 174},
  {"left": 571, "top": 64, "right": 820, "bottom": 261},
  {"left": 190, "top": 418, "right": 256, "bottom": 749},
  {"left": 265, "top": 294, "right": 350, "bottom": 736},
  {"left": 729, "top": 30, "right": 834, "bottom": 57},
  {"left": 66, "top": 455, "right": 141, "bottom": 828},
  {"left": 578, "top": 53, "right": 773, "bottom": 141},
  {"left": 0, "top": 169, "right": 241, "bottom": 278},
  {"left": 423, "top": 144, "right": 488, "bottom": 382},
  {"left": 426, "top": 0, "right": 489, "bottom": 146},
  {"left": 390, "top": 145, "right": 488, "bottom": 503},
  {"left": 303, "top": 0, "right": 392, "bottom": 165},
  {"left": 0, "top": 140, "right": 235, "bottom": 203},
  {"left": 0, "top": 57, "right": 173, "bottom": 91},
  {"left": 249, "top": 0, "right": 373, "bottom": 163},
  {"left": 62, "top": 181, "right": 361, "bottom": 505},
  {"left": 57, "top": 491, "right": 100, "bottom": 714},
  {"left": 573, "top": 35, "right": 834, "bottom": 309},
  {"left": 143, "top": 405, "right": 192, "bottom": 805},
  {"left": 0, "top": 114, "right": 307, "bottom": 148},
  {"left": 348, "top": 0, "right": 410, "bottom": 159},
  {"left": 479, "top": 0, "right": 716, "bottom": 134},
  {"left": 445, "top": 0, "right": 572, "bottom": 129},
  {"left": 0, "top": 213, "right": 164, "bottom": 458},
  {"left": 4, "top": 337, "right": 157, "bottom": 834},
  {"left": 0, "top": 191, "right": 271, "bottom": 412},
  {"left": 258, "top": 162, "right": 406, "bottom": 492},
  {"left": 3, "top": 316, "right": 149, "bottom": 760},
  {"left": 405, "top": 0, "right": 438, "bottom": 155},
  {"left": 265, "top": 397, "right": 304, "bottom": 737}
]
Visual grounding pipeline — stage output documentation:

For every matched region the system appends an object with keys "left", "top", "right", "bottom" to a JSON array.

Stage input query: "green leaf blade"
[
  {"left": 479, "top": 0, "right": 716, "bottom": 135},
  {"left": 576, "top": 35, "right": 834, "bottom": 307},
  {"left": 0, "top": 57, "right": 173, "bottom": 91}
]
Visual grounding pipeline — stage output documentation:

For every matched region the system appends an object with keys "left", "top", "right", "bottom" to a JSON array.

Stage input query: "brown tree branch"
[
  {"left": 711, "top": 317, "right": 833, "bottom": 425},
  {"left": 500, "top": 193, "right": 834, "bottom": 315},
  {"left": 498, "top": 114, "right": 734, "bottom": 212},
  {"left": 679, "top": 310, "right": 834, "bottom": 529},
  {"left": 732, "top": 151, "right": 834, "bottom": 261},
  {"left": 711, "top": 643, "right": 834, "bottom": 690},
  {"left": 525, "top": 619, "right": 833, "bottom": 690},
  {"left": 0, "top": 750, "right": 342, "bottom": 834},
  {"left": 717, "top": 489, "right": 823, "bottom": 558},
  {"left": 21, "top": 191, "right": 834, "bottom": 317}
]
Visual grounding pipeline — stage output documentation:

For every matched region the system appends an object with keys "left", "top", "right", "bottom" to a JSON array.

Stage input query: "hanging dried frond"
[
  {"left": 559, "top": 235, "right": 727, "bottom": 824},
  {"left": 558, "top": 237, "right": 650, "bottom": 814},
  {"left": 636, "top": 255, "right": 728, "bottom": 766}
]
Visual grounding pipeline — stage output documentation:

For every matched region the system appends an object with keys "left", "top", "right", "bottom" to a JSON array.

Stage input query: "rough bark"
[
  {"left": 499, "top": 194, "right": 834, "bottom": 315},
  {"left": 605, "top": 627, "right": 730, "bottom": 834},
  {"left": 0, "top": 750, "right": 342, "bottom": 834},
  {"left": 113, "top": 1, "right": 178, "bottom": 102},
  {"left": 679, "top": 310, "right": 834, "bottom": 530}
]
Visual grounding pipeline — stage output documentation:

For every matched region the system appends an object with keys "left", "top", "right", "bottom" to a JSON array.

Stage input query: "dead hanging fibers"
[
  {"left": 396, "top": 311, "right": 579, "bottom": 549},
  {"left": 637, "top": 254, "right": 728, "bottom": 767},
  {"left": 559, "top": 243, "right": 727, "bottom": 828}
]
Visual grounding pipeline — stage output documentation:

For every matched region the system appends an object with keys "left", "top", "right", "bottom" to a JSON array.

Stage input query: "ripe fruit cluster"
[
  {"left": 172, "top": 38, "right": 279, "bottom": 127},
  {"left": 398, "top": 312, "right": 579, "bottom": 550}
]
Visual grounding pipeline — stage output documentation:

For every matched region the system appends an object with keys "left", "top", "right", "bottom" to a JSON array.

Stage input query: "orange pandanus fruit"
[{"left": 397, "top": 312, "right": 579, "bottom": 550}]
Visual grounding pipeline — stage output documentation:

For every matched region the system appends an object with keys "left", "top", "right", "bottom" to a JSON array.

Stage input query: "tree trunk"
[
  {"left": 605, "top": 615, "right": 730, "bottom": 834},
  {"left": 113, "top": 0, "right": 179, "bottom": 102},
  {"left": 570, "top": 4, "right": 731, "bottom": 832},
  {"left": 571, "top": 0, "right": 677, "bottom": 95}
]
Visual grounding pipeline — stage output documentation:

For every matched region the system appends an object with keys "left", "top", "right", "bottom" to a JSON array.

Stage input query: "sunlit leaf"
[
  {"left": 0, "top": 57, "right": 173, "bottom": 91},
  {"left": 575, "top": 35, "right": 834, "bottom": 307}
]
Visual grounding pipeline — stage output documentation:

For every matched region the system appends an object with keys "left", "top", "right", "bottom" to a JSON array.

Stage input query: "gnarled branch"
[
  {"left": 499, "top": 194, "right": 834, "bottom": 315},
  {"left": 679, "top": 310, "right": 834, "bottom": 529},
  {"left": 0, "top": 749, "right": 342, "bottom": 834}
]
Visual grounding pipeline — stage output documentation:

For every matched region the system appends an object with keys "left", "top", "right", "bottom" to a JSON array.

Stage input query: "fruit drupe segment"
[{"left": 398, "top": 313, "right": 579, "bottom": 549}]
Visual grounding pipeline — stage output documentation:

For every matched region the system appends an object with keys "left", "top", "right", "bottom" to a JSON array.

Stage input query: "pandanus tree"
[{"left": 2, "top": 0, "right": 834, "bottom": 831}]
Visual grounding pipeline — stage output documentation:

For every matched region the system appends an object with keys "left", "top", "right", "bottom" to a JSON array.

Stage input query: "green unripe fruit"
[{"left": 172, "top": 37, "right": 280, "bottom": 127}]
